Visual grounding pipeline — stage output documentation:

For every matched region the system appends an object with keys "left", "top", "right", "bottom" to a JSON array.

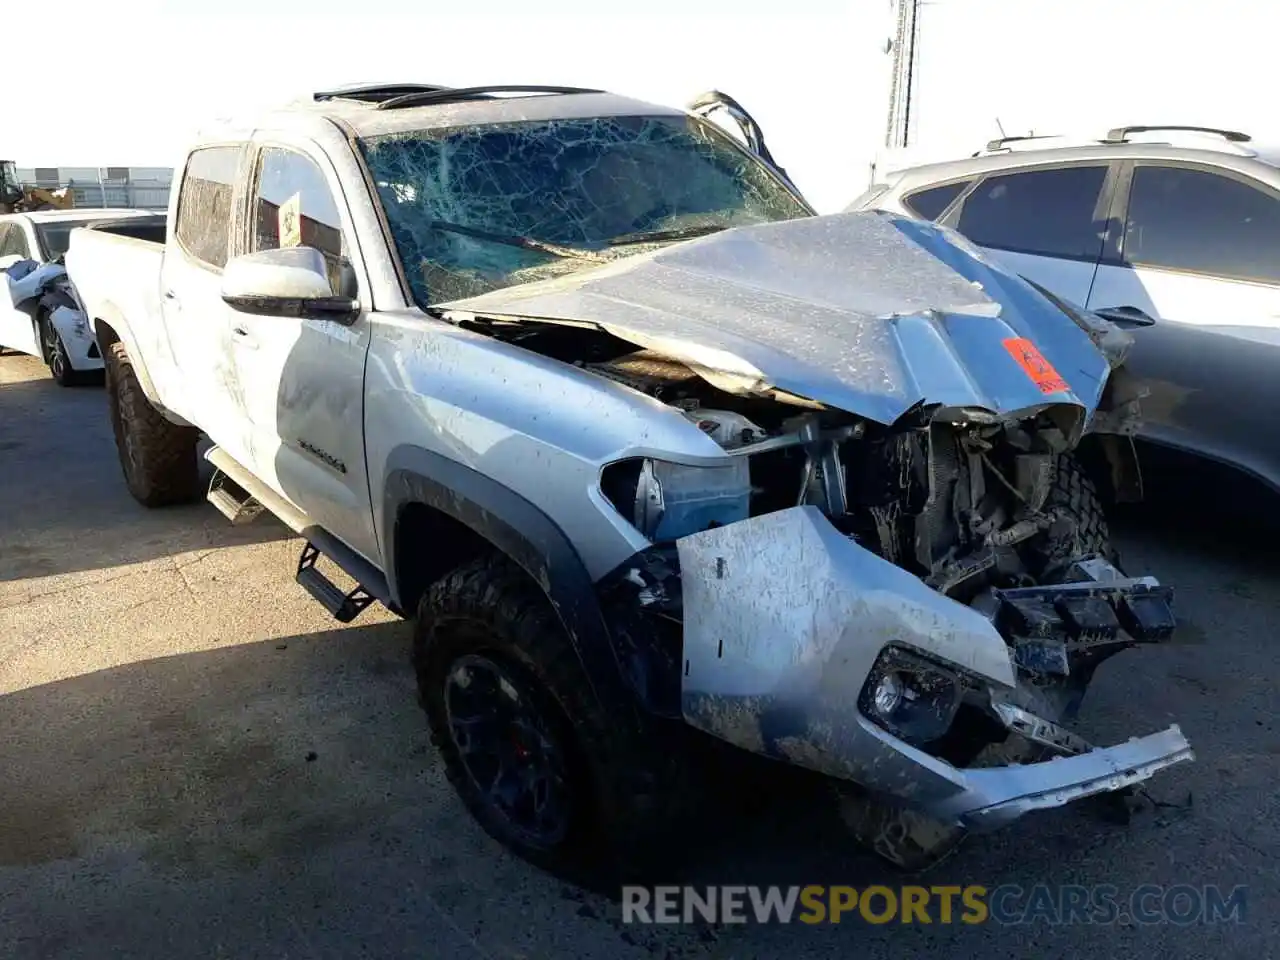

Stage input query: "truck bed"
[
  {"left": 80, "top": 216, "right": 168, "bottom": 246},
  {"left": 63, "top": 220, "right": 183, "bottom": 415}
]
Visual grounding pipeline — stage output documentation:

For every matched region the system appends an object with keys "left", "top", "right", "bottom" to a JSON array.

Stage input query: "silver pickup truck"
[{"left": 65, "top": 83, "right": 1192, "bottom": 880}]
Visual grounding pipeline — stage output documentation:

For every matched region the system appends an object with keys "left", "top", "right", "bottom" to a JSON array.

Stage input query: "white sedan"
[{"left": 0, "top": 209, "right": 165, "bottom": 385}]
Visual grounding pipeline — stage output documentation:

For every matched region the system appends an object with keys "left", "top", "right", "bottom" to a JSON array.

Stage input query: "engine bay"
[{"left": 579, "top": 342, "right": 1088, "bottom": 603}]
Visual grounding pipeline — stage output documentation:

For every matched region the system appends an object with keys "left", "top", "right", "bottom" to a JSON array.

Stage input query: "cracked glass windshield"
[{"left": 358, "top": 114, "right": 811, "bottom": 305}]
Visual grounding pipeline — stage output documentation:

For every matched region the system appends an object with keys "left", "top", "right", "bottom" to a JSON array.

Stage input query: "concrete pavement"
[{"left": 1, "top": 353, "right": 1275, "bottom": 959}]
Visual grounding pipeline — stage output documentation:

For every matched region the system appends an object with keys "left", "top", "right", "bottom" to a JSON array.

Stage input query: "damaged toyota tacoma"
[{"left": 64, "top": 83, "right": 1193, "bottom": 877}]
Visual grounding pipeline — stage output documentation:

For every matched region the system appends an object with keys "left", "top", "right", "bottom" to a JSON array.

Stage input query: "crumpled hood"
[{"left": 439, "top": 211, "right": 1113, "bottom": 433}]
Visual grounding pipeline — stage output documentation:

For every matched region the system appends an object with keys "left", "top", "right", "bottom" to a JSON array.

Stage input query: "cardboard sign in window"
[{"left": 278, "top": 192, "right": 302, "bottom": 249}]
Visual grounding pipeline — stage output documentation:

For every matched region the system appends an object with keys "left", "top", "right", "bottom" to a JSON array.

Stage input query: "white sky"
[
  {"left": 878, "top": 0, "right": 1280, "bottom": 170},
  {"left": 19, "top": 1, "right": 1272, "bottom": 212},
  {"left": 13, "top": 0, "right": 886, "bottom": 213}
]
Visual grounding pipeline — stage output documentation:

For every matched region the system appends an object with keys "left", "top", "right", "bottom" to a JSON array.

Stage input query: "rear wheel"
[{"left": 104, "top": 340, "right": 201, "bottom": 506}]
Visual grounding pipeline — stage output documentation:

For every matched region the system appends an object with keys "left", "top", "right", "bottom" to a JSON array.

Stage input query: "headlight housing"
[
  {"left": 600, "top": 457, "right": 750, "bottom": 542},
  {"left": 858, "top": 646, "right": 964, "bottom": 746}
]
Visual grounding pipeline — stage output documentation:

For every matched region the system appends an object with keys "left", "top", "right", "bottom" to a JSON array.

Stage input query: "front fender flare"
[{"left": 382, "top": 445, "right": 640, "bottom": 730}]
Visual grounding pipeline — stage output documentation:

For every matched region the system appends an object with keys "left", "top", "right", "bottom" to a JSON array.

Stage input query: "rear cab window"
[
  {"left": 953, "top": 164, "right": 1110, "bottom": 260},
  {"left": 1123, "top": 164, "right": 1280, "bottom": 284},
  {"left": 903, "top": 180, "right": 970, "bottom": 221},
  {"left": 174, "top": 145, "right": 242, "bottom": 269}
]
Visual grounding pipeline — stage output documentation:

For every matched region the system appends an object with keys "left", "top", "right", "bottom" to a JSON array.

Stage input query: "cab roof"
[{"left": 200, "top": 84, "right": 688, "bottom": 144}]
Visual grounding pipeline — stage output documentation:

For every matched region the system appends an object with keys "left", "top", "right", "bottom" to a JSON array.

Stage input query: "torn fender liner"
[
  {"left": 675, "top": 506, "right": 1194, "bottom": 820},
  {"left": 440, "top": 212, "right": 1112, "bottom": 436}
]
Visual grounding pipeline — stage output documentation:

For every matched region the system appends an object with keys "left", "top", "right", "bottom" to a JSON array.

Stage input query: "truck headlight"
[
  {"left": 859, "top": 647, "right": 963, "bottom": 745},
  {"left": 600, "top": 457, "right": 750, "bottom": 542}
]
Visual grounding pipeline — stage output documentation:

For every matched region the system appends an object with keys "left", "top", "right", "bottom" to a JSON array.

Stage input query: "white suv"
[{"left": 853, "top": 126, "right": 1280, "bottom": 493}]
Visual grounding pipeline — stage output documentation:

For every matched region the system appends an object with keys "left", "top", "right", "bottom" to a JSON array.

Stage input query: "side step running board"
[
  {"left": 205, "top": 447, "right": 310, "bottom": 535},
  {"left": 207, "top": 470, "right": 266, "bottom": 525},
  {"left": 296, "top": 542, "right": 377, "bottom": 623},
  {"left": 203, "top": 446, "right": 397, "bottom": 622}
]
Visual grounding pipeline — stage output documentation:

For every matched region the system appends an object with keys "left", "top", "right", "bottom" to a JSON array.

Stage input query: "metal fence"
[
  {"left": 61, "top": 179, "right": 172, "bottom": 211},
  {"left": 16, "top": 169, "right": 173, "bottom": 211}
]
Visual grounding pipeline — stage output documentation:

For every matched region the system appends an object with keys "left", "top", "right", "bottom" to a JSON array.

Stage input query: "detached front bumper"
[
  {"left": 675, "top": 505, "right": 1193, "bottom": 829},
  {"left": 937, "top": 724, "right": 1193, "bottom": 830}
]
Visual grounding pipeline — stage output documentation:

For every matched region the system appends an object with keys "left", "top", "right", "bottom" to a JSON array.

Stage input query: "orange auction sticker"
[{"left": 1002, "top": 337, "right": 1069, "bottom": 395}]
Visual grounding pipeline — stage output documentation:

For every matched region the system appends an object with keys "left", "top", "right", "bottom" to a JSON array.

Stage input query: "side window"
[
  {"left": 251, "top": 147, "right": 348, "bottom": 295},
  {"left": 956, "top": 165, "right": 1109, "bottom": 259},
  {"left": 1124, "top": 165, "right": 1280, "bottom": 284},
  {"left": 0, "top": 223, "right": 31, "bottom": 259},
  {"left": 903, "top": 180, "right": 970, "bottom": 221},
  {"left": 175, "top": 146, "right": 241, "bottom": 269}
]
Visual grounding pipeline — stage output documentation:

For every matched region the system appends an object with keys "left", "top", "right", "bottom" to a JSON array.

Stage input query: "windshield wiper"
[
  {"left": 425, "top": 220, "right": 607, "bottom": 262},
  {"left": 606, "top": 223, "right": 730, "bottom": 246}
]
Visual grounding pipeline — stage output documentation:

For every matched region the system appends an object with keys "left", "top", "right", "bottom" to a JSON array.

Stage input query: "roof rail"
[
  {"left": 1102, "top": 124, "right": 1251, "bottom": 144},
  {"left": 376, "top": 85, "right": 606, "bottom": 111},
  {"left": 979, "top": 134, "right": 1060, "bottom": 154},
  {"left": 313, "top": 83, "right": 454, "bottom": 104}
]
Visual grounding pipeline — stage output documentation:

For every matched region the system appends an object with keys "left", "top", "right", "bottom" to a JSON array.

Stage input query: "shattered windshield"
[{"left": 357, "top": 114, "right": 812, "bottom": 305}]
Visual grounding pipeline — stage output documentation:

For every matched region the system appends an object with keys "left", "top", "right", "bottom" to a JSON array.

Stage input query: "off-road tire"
[
  {"left": 1033, "top": 452, "right": 1115, "bottom": 575},
  {"left": 414, "top": 555, "right": 691, "bottom": 887},
  {"left": 104, "top": 340, "right": 200, "bottom": 507},
  {"left": 835, "top": 788, "right": 968, "bottom": 873}
]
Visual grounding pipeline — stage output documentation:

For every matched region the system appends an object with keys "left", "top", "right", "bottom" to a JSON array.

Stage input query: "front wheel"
[
  {"left": 415, "top": 558, "right": 606, "bottom": 877},
  {"left": 414, "top": 556, "right": 690, "bottom": 885},
  {"left": 1028, "top": 452, "right": 1115, "bottom": 577},
  {"left": 835, "top": 787, "right": 968, "bottom": 873},
  {"left": 39, "top": 314, "right": 88, "bottom": 387}
]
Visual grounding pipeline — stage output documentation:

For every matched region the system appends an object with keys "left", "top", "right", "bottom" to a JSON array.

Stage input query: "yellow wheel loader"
[{"left": 0, "top": 160, "right": 73, "bottom": 213}]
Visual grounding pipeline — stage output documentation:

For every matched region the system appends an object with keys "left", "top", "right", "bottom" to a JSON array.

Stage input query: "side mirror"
[{"left": 220, "top": 247, "right": 359, "bottom": 324}]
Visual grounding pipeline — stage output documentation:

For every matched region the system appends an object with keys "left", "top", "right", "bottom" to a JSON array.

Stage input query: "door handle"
[
  {"left": 162, "top": 289, "right": 178, "bottom": 300},
  {"left": 1094, "top": 305, "right": 1156, "bottom": 328},
  {"left": 231, "top": 325, "right": 258, "bottom": 349}
]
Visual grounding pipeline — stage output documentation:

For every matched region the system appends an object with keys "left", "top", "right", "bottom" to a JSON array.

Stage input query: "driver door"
[{"left": 227, "top": 139, "right": 379, "bottom": 563}]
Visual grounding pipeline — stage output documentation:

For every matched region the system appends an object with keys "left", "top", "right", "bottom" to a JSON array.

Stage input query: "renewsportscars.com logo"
[{"left": 622, "top": 884, "right": 1248, "bottom": 926}]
